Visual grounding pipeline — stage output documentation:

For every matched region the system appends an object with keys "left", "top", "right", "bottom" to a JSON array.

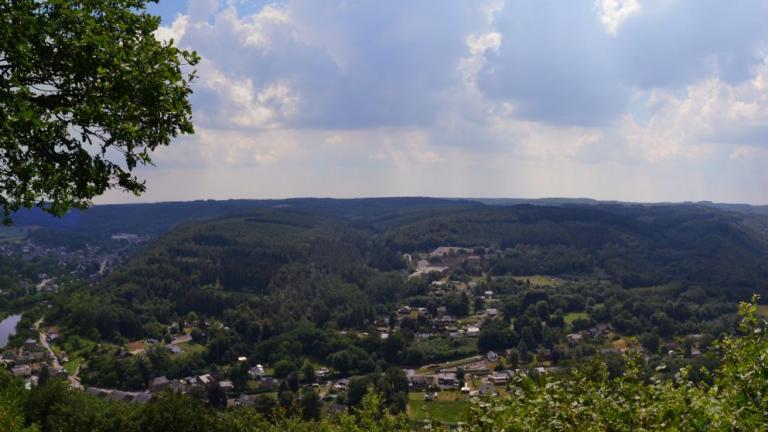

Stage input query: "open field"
[
  {"left": 63, "top": 358, "right": 81, "bottom": 375},
  {"left": 408, "top": 392, "right": 471, "bottom": 424},
  {"left": 564, "top": 312, "right": 588, "bottom": 325},
  {"left": 416, "top": 355, "right": 483, "bottom": 374},
  {"left": 176, "top": 341, "right": 206, "bottom": 355},
  {"left": 512, "top": 275, "right": 565, "bottom": 287}
]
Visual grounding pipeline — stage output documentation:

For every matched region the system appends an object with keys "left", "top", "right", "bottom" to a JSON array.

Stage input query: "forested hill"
[
  {"left": 9, "top": 197, "right": 480, "bottom": 248},
  {"left": 89, "top": 201, "right": 768, "bottom": 325},
  {"left": 36, "top": 199, "right": 768, "bottom": 397},
  {"left": 385, "top": 204, "right": 768, "bottom": 294},
  {"left": 100, "top": 202, "right": 768, "bottom": 296}
]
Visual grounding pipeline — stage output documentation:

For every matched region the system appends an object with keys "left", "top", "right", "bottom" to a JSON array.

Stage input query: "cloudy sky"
[{"left": 99, "top": 0, "right": 768, "bottom": 204}]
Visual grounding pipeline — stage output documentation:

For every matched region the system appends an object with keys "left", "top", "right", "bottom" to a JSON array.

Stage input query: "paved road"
[
  {"left": 36, "top": 318, "right": 81, "bottom": 388},
  {"left": 38, "top": 331, "right": 62, "bottom": 370},
  {"left": 171, "top": 334, "right": 192, "bottom": 345}
]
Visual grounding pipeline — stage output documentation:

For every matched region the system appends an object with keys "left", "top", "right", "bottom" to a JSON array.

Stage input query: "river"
[{"left": 0, "top": 314, "right": 22, "bottom": 348}]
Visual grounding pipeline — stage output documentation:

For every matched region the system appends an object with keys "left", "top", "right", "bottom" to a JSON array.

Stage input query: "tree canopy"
[{"left": 0, "top": 0, "right": 198, "bottom": 221}]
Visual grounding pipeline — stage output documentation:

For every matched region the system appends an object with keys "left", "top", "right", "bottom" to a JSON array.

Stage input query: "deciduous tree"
[{"left": 0, "top": 0, "right": 198, "bottom": 221}]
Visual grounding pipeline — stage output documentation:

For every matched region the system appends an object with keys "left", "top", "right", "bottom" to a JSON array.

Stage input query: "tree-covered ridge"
[
  {"left": 10, "top": 197, "right": 481, "bottom": 242},
  {"left": 49, "top": 208, "right": 383, "bottom": 341},
  {"left": 2, "top": 297, "right": 767, "bottom": 431},
  {"left": 41, "top": 202, "right": 768, "bottom": 354},
  {"left": 385, "top": 204, "right": 768, "bottom": 293}
]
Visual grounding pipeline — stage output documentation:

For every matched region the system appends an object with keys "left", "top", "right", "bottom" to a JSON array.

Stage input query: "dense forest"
[{"left": 45, "top": 201, "right": 768, "bottom": 340}]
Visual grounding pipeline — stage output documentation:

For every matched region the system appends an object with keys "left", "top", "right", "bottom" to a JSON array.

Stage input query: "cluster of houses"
[
  {"left": 566, "top": 323, "right": 613, "bottom": 345},
  {"left": 110, "top": 233, "right": 149, "bottom": 244},
  {"left": 392, "top": 289, "right": 498, "bottom": 341},
  {"left": 85, "top": 365, "right": 284, "bottom": 407},
  {"left": 2, "top": 337, "right": 66, "bottom": 389},
  {"left": 407, "top": 246, "right": 487, "bottom": 280},
  {"left": 407, "top": 351, "right": 562, "bottom": 399},
  {"left": 1, "top": 240, "right": 118, "bottom": 277},
  {"left": 87, "top": 362, "right": 341, "bottom": 408}
]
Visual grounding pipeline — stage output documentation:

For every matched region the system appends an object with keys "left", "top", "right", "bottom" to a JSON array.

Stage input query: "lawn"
[
  {"left": 408, "top": 393, "right": 471, "bottom": 424},
  {"left": 409, "top": 337, "right": 478, "bottom": 365},
  {"left": 612, "top": 338, "right": 628, "bottom": 350},
  {"left": 564, "top": 312, "right": 588, "bottom": 325},
  {"left": 416, "top": 355, "right": 483, "bottom": 374},
  {"left": 63, "top": 358, "right": 81, "bottom": 376},
  {"left": 176, "top": 341, "right": 206, "bottom": 355},
  {"left": 512, "top": 275, "right": 565, "bottom": 287}
]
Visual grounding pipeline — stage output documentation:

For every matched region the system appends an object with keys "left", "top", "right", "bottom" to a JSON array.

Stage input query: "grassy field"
[
  {"left": 416, "top": 355, "right": 483, "bottom": 374},
  {"left": 512, "top": 275, "right": 565, "bottom": 287},
  {"left": 64, "top": 358, "right": 81, "bottom": 376},
  {"left": 176, "top": 341, "right": 206, "bottom": 355},
  {"left": 408, "top": 392, "right": 471, "bottom": 424},
  {"left": 564, "top": 312, "right": 588, "bottom": 325}
]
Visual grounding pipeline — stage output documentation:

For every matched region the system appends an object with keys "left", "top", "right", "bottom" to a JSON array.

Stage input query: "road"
[
  {"left": 98, "top": 257, "right": 109, "bottom": 275},
  {"left": 171, "top": 334, "right": 192, "bottom": 345},
  {"left": 35, "top": 278, "right": 54, "bottom": 291},
  {"left": 35, "top": 317, "right": 81, "bottom": 388}
]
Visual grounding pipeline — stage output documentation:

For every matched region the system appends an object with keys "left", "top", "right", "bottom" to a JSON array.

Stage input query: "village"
[
  {"left": 0, "top": 232, "right": 149, "bottom": 283},
  {"left": 0, "top": 244, "right": 713, "bottom": 426}
]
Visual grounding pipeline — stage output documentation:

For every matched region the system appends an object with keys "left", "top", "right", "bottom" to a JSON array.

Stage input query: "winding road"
[{"left": 35, "top": 318, "right": 82, "bottom": 388}]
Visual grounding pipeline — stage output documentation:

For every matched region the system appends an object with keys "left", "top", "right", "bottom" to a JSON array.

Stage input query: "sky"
[{"left": 99, "top": 0, "right": 768, "bottom": 205}]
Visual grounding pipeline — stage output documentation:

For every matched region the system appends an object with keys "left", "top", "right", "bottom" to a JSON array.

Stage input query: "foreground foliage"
[
  {"left": 0, "top": 0, "right": 198, "bottom": 220},
  {"left": 468, "top": 297, "right": 768, "bottom": 431}
]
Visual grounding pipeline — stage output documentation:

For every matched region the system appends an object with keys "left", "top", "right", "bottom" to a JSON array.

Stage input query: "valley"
[{"left": 1, "top": 198, "right": 767, "bottom": 428}]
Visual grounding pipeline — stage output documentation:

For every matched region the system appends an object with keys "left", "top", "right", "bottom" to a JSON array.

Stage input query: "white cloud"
[
  {"left": 622, "top": 52, "right": 768, "bottom": 162},
  {"left": 730, "top": 145, "right": 762, "bottom": 160},
  {"left": 596, "top": 0, "right": 640, "bottom": 34},
  {"left": 226, "top": 5, "right": 289, "bottom": 49},
  {"left": 194, "top": 59, "right": 300, "bottom": 129},
  {"left": 149, "top": 127, "right": 302, "bottom": 169},
  {"left": 466, "top": 32, "right": 502, "bottom": 56},
  {"left": 155, "top": 14, "right": 189, "bottom": 44}
]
